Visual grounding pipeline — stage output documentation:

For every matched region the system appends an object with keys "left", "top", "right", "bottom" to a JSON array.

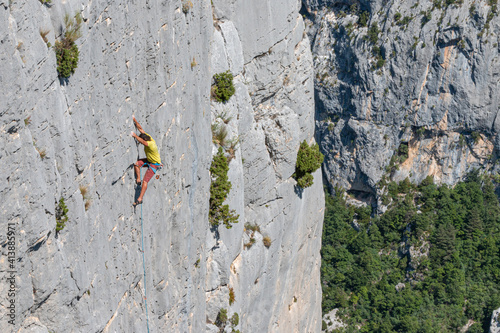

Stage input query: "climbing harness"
[
  {"left": 143, "top": 162, "right": 163, "bottom": 180},
  {"left": 139, "top": 168, "right": 151, "bottom": 333}
]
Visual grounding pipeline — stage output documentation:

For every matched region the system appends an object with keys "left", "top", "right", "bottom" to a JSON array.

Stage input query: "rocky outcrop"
[
  {"left": 304, "top": 0, "right": 500, "bottom": 200},
  {"left": 322, "top": 308, "right": 346, "bottom": 332},
  {"left": 492, "top": 307, "right": 500, "bottom": 333},
  {"left": 0, "top": 0, "right": 323, "bottom": 332}
]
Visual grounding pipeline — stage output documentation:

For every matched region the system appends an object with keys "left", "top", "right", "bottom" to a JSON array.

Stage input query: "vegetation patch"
[
  {"left": 212, "top": 71, "right": 235, "bottom": 103},
  {"left": 420, "top": 9, "right": 432, "bottom": 26},
  {"left": 398, "top": 15, "right": 412, "bottom": 27},
  {"left": 229, "top": 312, "right": 239, "bottom": 329},
  {"left": 371, "top": 45, "right": 385, "bottom": 69},
  {"left": 211, "top": 122, "right": 239, "bottom": 163},
  {"left": 471, "top": 131, "right": 481, "bottom": 144},
  {"left": 40, "top": 29, "right": 50, "bottom": 44},
  {"left": 292, "top": 140, "right": 324, "bottom": 188},
  {"left": 214, "top": 309, "right": 239, "bottom": 332},
  {"left": 262, "top": 236, "right": 272, "bottom": 248},
  {"left": 229, "top": 287, "right": 235, "bottom": 305},
  {"left": 244, "top": 236, "right": 256, "bottom": 249},
  {"left": 55, "top": 13, "right": 82, "bottom": 78},
  {"left": 225, "top": 136, "right": 240, "bottom": 163},
  {"left": 366, "top": 22, "right": 380, "bottom": 44},
  {"left": 397, "top": 142, "right": 409, "bottom": 161},
  {"left": 182, "top": 0, "right": 193, "bottom": 14},
  {"left": 321, "top": 172, "right": 500, "bottom": 332},
  {"left": 215, "top": 308, "right": 227, "bottom": 331},
  {"left": 56, "top": 197, "right": 69, "bottom": 233},
  {"left": 212, "top": 123, "right": 228, "bottom": 147},
  {"left": 80, "top": 185, "right": 91, "bottom": 211},
  {"left": 358, "top": 11, "right": 369, "bottom": 27},
  {"left": 383, "top": 143, "right": 409, "bottom": 175},
  {"left": 209, "top": 147, "right": 239, "bottom": 229},
  {"left": 245, "top": 223, "right": 260, "bottom": 233}
]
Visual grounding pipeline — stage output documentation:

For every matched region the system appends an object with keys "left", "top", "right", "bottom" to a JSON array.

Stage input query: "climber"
[{"left": 130, "top": 115, "right": 162, "bottom": 206}]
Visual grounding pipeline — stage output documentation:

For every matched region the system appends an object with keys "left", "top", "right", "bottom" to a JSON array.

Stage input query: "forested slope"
[{"left": 321, "top": 172, "right": 500, "bottom": 332}]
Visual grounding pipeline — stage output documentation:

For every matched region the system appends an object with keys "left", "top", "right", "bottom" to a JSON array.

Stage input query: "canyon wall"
[
  {"left": 0, "top": 0, "right": 323, "bottom": 332},
  {"left": 304, "top": 0, "right": 500, "bottom": 206}
]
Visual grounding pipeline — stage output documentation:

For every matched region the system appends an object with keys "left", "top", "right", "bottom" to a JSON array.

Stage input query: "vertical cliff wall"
[
  {"left": 206, "top": 1, "right": 323, "bottom": 331},
  {"left": 0, "top": 0, "right": 323, "bottom": 332}
]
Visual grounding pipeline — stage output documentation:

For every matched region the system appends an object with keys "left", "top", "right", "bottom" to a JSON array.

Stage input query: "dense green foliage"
[
  {"left": 55, "top": 13, "right": 82, "bottom": 78},
  {"left": 293, "top": 140, "right": 324, "bottom": 188},
  {"left": 55, "top": 43, "right": 79, "bottom": 78},
  {"left": 56, "top": 197, "right": 68, "bottom": 232},
  {"left": 367, "top": 22, "right": 380, "bottom": 44},
  {"left": 322, "top": 173, "right": 500, "bottom": 332},
  {"left": 371, "top": 46, "right": 385, "bottom": 70},
  {"left": 230, "top": 312, "right": 239, "bottom": 327},
  {"left": 212, "top": 71, "right": 235, "bottom": 103},
  {"left": 209, "top": 147, "right": 239, "bottom": 229},
  {"left": 358, "top": 11, "right": 369, "bottom": 27},
  {"left": 214, "top": 308, "right": 239, "bottom": 333},
  {"left": 215, "top": 308, "right": 228, "bottom": 330}
]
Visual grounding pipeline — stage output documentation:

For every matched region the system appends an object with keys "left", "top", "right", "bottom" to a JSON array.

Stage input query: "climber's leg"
[
  {"left": 136, "top": 180, "right": 148, "bottom": 204},
  {"left": 134, "top": 158, "right": 147, "bottom": 185}
]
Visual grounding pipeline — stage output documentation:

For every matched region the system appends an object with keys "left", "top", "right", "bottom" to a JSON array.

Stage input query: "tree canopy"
[{"left": 321, "top": 174, "right": 500, "bottom": 332}]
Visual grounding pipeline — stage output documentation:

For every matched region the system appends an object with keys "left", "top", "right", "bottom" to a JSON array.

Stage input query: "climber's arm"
[
  {"left": 130, "top": 132, "right": 149, "bottom": 146},
  {"left": 132, "top": 115, "right": 145, "bottom": 134}
]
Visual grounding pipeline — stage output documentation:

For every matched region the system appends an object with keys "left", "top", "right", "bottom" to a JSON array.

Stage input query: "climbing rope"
[{"left": 139, "top": 168, "right": 151, "bottom": 333}]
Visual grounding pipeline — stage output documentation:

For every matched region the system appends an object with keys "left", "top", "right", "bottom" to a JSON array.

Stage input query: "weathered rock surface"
[
  {"left": 322, "top": 308, "right": 346, "bottom": 332},
  {"left": 304, "top": 0, "right": 500, "bottom": 201},
  {"left": 492, "top": 307, "right": 500, "bottom": 333},
  {"left": 206, "top": 1, "right": 323, "bottom": 332},
  {"left": 0, "top": 0, "right": 323, "bottom": 332}
]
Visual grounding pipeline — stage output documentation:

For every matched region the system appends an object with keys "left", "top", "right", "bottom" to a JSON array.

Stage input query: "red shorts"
[{"left": 135, "top": 158, "right": 159, "bottom": 183}]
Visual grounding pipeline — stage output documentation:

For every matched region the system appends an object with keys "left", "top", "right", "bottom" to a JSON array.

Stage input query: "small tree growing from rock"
[
  {"left": 56, "top": 197, "right": 68, "bottom": 233},
  {"left": 215, "top": 308, "right": 228, "bottom": 331},
  {"left": 209, "top": 147, "right": 239, "bottom": 228},
  {"left": 293, "top": 140, "right": 324, "bottom": 188},
  {"left": 55, "top": 12, "right": 82, "bottom": 78},
  {"left": 212, "top": 71, "right": 235, "bottom": 103}
]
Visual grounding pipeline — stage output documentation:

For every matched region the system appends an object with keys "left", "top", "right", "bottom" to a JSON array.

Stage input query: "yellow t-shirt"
[{"left": 144, "top": 133, "right": 161, "bottom": 164}]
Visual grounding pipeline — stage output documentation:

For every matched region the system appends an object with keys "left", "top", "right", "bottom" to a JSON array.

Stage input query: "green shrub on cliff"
[
  {"left": 215, "top": 308, "right": 228, "bottom": 329},
  {"left": 293, "top": 140, "right": 324, "bottom": 188},
  {"left": 55, "top": 12, "right": 82, "bottom": 78},
  {"left": 212, "top": 71, "right": 235, "bottom": 103},
  {"left": 209, "top": 147, "right": 239, "bottom": 228},
  {"left": 55, "top": 197, "right": 68, "bottom": 232},
  {"left": 358, "top": 11, "right": 369, "bottom": 27},
  {"left": 366, "top": 22, "right": 380, "bottom": 44}
]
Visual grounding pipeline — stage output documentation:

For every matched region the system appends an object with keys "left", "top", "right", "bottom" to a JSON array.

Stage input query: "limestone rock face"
[
  {"left": 305, "top": 0, "right": 500, "bottom": 199},
  {"left": 0, "top": 0, "right": 323, "bottom": 333},
  {"left": 207, "top": 1, "right": 323, "bottom": 332}
]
